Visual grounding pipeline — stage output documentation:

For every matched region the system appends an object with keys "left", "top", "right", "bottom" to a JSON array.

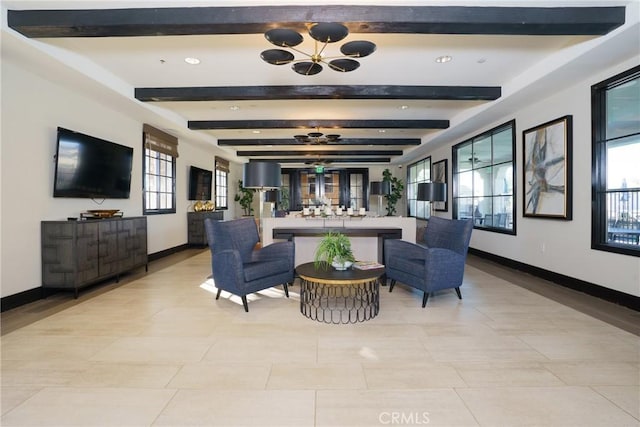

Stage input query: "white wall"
[
  {"left": 0, "top": 58, "right": 237, "bottom": 298},
  {"left": 423, "top": 57, "right": 640, "bottom": 298}
]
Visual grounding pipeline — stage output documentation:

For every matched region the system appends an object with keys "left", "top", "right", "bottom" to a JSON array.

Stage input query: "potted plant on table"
[{"left": 314, "top": 231, "right": 356, "bottom": 271}]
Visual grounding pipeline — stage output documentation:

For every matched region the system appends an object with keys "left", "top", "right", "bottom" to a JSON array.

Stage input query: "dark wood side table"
[{"left": 295, "top": 262, "right": 385, "bottom": 324}]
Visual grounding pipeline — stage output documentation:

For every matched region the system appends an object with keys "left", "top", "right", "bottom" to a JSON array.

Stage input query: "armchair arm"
[
  {"left": 253, "top": 241, "right": 295, "bottom": 269},
  {"left": 212, "top": 249, "right": 246, "bottom": 293},
  {"left": 385, "top": 239, "right": 427, "bottom": 264},
  {"left": 423, "top": 247, "right": 466, "bottom": 291}
]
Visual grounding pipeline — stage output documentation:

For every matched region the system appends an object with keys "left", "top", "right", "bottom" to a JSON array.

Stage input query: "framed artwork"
[
  {"left": 431, "top": 159, "right": 448, "bottom": 212},
  {"left": 523, "top": 115, "right": 573, "bottom": 220}
]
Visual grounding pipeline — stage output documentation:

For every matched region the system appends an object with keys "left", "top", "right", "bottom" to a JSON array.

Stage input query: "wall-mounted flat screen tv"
[
  {"left": 53, "top": 127, "right": 133, "bottom": 199},
  {"left": 188, "top": 165, "right": 213, "bottom": 200}
]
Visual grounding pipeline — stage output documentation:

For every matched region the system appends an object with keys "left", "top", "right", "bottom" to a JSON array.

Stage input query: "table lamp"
[
  {"left": 417, "top": 182, "right": 447, "bottom": 218},
  {"left": 370, "top": 181, "right": 391, "bottom": 216},
  {"left": 243, "top": 161, "right": 281, "bottom": 229}
]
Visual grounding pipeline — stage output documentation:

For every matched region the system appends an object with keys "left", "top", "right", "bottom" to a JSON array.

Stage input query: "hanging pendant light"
[{"left": 260, "top": 22, "right": 376, "bottom": 76}]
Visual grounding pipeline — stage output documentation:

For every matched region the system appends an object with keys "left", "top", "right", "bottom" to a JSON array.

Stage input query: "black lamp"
[
  {"left": 370, "top": 181, "right": 391, "bottom": 216},
  {"left": 417, "top": 182, "right": 447, "bottom": 217},
  {"left": 243, "top": 161, "right": 281, "bottom": 222}
]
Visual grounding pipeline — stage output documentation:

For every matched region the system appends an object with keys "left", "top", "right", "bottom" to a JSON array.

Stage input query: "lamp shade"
[
  {"left": 417, "top": 182, "right": 447, "bottom": 202},
  {"left": 370, "top": 181, "right": 391, "bottom": 195},
  {"left": 243, "top": 161, "right": 281, "bottom": 189}
]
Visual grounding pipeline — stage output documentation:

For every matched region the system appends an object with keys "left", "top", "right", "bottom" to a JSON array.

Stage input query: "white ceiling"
[{"left": 2, "top": 0, "right": 638, "bottom": 165}]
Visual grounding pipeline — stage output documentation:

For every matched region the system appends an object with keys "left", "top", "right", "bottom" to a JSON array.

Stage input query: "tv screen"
[
  {"left": 188, "top": 166, "right": 213, "bottom": 200},
  {"left": 53, "top": 127, "right": 133, "bottom": 199}
]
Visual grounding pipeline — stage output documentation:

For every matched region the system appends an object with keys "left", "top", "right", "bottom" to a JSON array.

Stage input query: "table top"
[{"left": 296, "top": 262, "right": 385, "bottom": 285}]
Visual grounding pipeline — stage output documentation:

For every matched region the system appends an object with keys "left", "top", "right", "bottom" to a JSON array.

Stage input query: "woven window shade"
[
  {"left": 215, "top": 157, "right": 230, "bottom": 173},
  {"left": 143, "top": 124, "right": 178, "bottom": 157}
]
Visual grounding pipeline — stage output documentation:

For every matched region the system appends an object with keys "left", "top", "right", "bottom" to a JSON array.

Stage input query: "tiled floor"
[{"left": 1, "top": 251, "right": 638, "bottom": 426}]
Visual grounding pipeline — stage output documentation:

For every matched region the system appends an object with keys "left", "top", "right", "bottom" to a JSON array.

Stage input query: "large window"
[
  {"left": 215, "top": 157, "right": 229, "bottom": 209},
  {"left": 407, "top": 157, "right": 431, "bottom": 219},
  {"left": 452, "top": 120, "right": 516, "bottom": 234},
  {"left": 143, "top": 125, "right": 177, "bottom": 214},
  {"left": 592, "top": 65, "right": 640, "bottom": 256}
]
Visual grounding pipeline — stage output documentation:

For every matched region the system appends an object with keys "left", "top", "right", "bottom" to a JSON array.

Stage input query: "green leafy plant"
[
  {"left": 383, "top": 168, "right": 405, "bottom": 216},
  {"left": 280, "top": 187, "right": 290, "bottom": 211},
  {"left": 234, "top": 180, "right": 255, "bottom": 216},
  {"left": 314, "top": 232, "right": 356, "bottom": 270}
]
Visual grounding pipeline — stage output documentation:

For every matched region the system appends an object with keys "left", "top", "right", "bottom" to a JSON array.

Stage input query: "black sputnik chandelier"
[
  {"left": 294, "top": 128, "right": 341, "bottom": 144},
  {"left": 260, "top": 22, "right": 376, "bottom": 76}
]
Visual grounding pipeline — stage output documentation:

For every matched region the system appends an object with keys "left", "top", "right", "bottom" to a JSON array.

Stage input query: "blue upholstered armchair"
[
  {"left": 384, "top": 217, "right": 473, "bottom": 307},
  {"left": 204, "top": 217, "right": 295, "bottom": 312}
]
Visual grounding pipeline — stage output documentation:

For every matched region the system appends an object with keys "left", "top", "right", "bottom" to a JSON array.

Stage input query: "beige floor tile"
[
  {"left": 1, "top": 335, "right": 117, "bottom": 361},
  {"left": 1, "top": 359, "right": 90, "bottom": 387},
  {"left": 67, "top": 362, "right": 181, "bottom": 388},
  {"left": 457, "top": 386, "right": 639, "bottom": 426},
  {"left": 204, "top": 336, "right": 318, "bottom": 363},
  {"left": 1, "top": 387, "right": 176, "bottom": 426},
  {"left": 89, "top": 336, "right": 213, "bottom": 363},
  {"left": 317, "top": 336, "right": 431, "bottom": 364},
  {"left": 267, "top": 362, "right": 367, "bottom": 389},
  {"left": 154, "top": 389, "right": 315, "bottom": 426},
  {"left": 363, "top": 363, "right": 467, "bottom": 389},
  {"left": 520, "top": 334, "right": 639, "bottom": 361},
  {"left": 424, "top": 335, "right": 548, "bottom": 362},
  {"left": 594, "top": 385, "right": 640, "bottom": 419},
  {"left": 544, "top": 361, "right": 640, "bottom": 386},
  {"left": 1, "top": 387, "right": 41, "bottom": 416},
  {"left": 167, "top": 362, "right": 271, "bottom": 389},
  {"left": 315, "top": 389, "right": 478, "bottom": 426},
  {"left": 453, "top": 361, "right": 565, "bottom": 387}
]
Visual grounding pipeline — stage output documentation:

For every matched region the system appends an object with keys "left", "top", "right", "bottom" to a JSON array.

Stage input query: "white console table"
[{"left": 262, "top": 215, "right": 416, "bottom": 266}]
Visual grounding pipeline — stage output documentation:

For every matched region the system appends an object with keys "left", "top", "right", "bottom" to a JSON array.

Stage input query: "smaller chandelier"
[
  {"left": 294, "top": 128, "right": 341, "bottom": 144},
  {"left": 260, "top": 22, "right": 376, "bottom": 76}
]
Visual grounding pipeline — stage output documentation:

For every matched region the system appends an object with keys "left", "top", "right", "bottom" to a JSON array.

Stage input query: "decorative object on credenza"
[
  {"left": 193, "top": 201, "right": 215, "bottom": 212},
  {"left": 314, "top": 231, "right": 356, "bottom": 271},
  {"left": 382, "top": 168, "right": 404, "bottom": 216},
  {"left": 523, "top": 115, "right": 573, "bottom": 220},
  {"left": 260, "top": 22, "right": 376, "bottom": 76},
  {"left": 431, "top": 159, "right": 449, "bottom": 212},
  {"left": 82, "top": 209, "right": 121, "bottom": 219}
]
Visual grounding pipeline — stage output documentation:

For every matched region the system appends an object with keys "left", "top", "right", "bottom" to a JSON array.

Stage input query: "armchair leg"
[
  {"left": 455, "top": 287, "right": 462, "bottom": 300},
  {"left": 283, "top": 283, "right": 290, "bottom": 298},
  {"left": 241, "top": 296, "right": 249, "bottom": 312},
  {"left": 215, "top": 288, "right": 222, "bottom": 300},
  {"left": 422, "top": 292, "right": 430, "bottom": 308},
  {"left": 389, "top": 279, "right": 396, "bottom": 292}
]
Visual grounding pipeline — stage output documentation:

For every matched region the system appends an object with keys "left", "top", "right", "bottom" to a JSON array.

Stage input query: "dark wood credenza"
[
  {"left": 187, "top": 211, "right": 223, "bottom": 246},
  {"left": 41, "top": 217, "right": 147, "bottom": 298}
]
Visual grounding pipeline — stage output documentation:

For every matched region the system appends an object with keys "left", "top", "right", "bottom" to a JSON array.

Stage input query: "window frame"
[
  {"left": 215, "top": 157, "right": 230, "bottom": 210},
  {"left": 142, "top": 147, "right": 177, "bottom": 215},
  {"left": 452, "top": 119, "right": 517, "bottom": 235},
  {"left": 591, "top": 64, "right": 640, "bottom": 257},
  {"left": 407, "top": 157, "right": 432, "bottom": 219}
]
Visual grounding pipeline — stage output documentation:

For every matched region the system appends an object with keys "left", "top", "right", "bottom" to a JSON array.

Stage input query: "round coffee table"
[{"left": 296, "top": 262, "right": 384, "bottom": 324}]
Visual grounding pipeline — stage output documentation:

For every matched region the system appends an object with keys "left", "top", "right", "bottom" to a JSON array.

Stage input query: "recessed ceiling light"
[
  {"left": 477, "top": 58, "right": 487, "bottom": 64},
  {"left": 252, "top": 130, "right": 261, "bottom": 134},
  {"left": 378, "top": 129, "right": 386, "bottom": 133},
  {"left": 400, "top": 105, "right": 409, "bottom": 110},
  {"left": 229, "top": 105, "right": 240, "bottom": 111},
  {"left": 184, "top": 57, "right": 200, "bottom": 65},
  {"left": 435, "top": 55, "right": 452, "bottom": 63}
]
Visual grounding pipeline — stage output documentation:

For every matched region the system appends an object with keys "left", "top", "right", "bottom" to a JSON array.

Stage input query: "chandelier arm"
[
  {"left": 316, "top": 40, "right": 331, "bottom": 57},
  {"left": 286, "top": 45, "right": 314, "bottom": 58},
  {"left": 319, "top": 58, "right": 347, "bottom": 72}
]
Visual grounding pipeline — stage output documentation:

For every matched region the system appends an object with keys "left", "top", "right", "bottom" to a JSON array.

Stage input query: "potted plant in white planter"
[{"left": 314, "top": 231, "right": 356, "bottom": 270}]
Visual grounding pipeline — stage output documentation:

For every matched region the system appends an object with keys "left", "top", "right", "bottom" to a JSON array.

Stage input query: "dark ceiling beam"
[
  {"left": 218, "top": 138, "right": 420, "bottom": 146},
  {"left": 8, "top": 6, "right": 625, "bottom": 38},
  {"left": 136, "top": 85, "right": 501, "bottom": 102},
  {"left": 190, "top": 120, "right": 448, "bottom": 130},
  {"left": 277, "top": 158, "right": 391, "bottom": 164},
  {"left": 237, "top": 150, "right": 403, "bottom": 157}
]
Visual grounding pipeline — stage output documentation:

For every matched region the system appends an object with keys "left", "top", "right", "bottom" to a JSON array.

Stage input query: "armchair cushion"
[{"left": 243, "top": 259, "right": 291, "bottom": 282}]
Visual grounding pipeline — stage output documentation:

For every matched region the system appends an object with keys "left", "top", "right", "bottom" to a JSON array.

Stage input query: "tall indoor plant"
[
  {"left": 234, "top": 180, "right": 255, "bottom": 216},
  {"left": 314, "top": 231, "right": 356, "bottom": 270},
  {"left": 382, "top": 168, "right": 405, "bottom": 216}
]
